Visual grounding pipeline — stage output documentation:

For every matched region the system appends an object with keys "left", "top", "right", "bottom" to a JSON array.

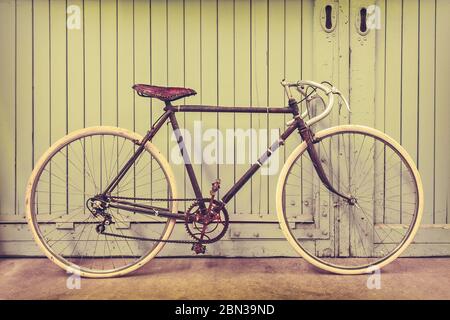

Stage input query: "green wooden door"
[{"left": 0, "top": 0, "right": 449, "bottom": 257}]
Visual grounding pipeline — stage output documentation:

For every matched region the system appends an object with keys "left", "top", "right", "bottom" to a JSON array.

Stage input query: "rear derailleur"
[{"left": 86, "top": 197, "right": 113, "bottom": 234}]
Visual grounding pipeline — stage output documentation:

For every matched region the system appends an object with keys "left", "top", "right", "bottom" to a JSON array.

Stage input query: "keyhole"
[
  {"left": 325, "top": 5, "right": 333, "bottom": 30},
  {"left": 320, "top": 4, "right": 337, "bottom": 33},
  {"left": 359, "top": 7, "right": 367, "bottom": 33}
]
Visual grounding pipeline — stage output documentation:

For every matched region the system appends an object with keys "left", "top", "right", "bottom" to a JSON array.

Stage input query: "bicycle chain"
[
  {"left": 100, "top": 196, "right": 208, "bottom": 244},
  {"left": 101, "top": 231, "right": 198, "bottom": 244}
]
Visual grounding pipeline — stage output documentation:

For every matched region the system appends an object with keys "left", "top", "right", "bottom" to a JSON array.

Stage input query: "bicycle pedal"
[{"left": 191, "top": 243, "right": 206, "bottom": 254}]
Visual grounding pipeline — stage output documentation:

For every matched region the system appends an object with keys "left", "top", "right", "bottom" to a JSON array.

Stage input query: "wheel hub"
[
  {"left": 347, "top": 197, "right": 358, "bottom": 206},
  {"left": 87, "top": 197, "right": 113, "bottom": 233}
]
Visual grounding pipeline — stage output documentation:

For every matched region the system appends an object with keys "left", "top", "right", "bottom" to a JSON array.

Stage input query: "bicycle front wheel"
[
  {"left": 25, "top": 126, "right": 178, "bottom": 278},
  {"left": 276, "top": 125, "right": 423, "bottom": 274}
]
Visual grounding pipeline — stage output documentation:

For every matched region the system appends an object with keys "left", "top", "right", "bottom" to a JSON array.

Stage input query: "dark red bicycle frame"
[{"left": 101, "top": 98, "right": 349, "bottom": 220}]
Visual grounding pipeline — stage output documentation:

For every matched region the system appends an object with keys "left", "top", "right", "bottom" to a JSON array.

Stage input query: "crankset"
[
  {"left": 95, "top": 198, "right": 229, "bottom": 247},
  {"left": 184, "top": 199, "right": 229, "bottom": 244}
]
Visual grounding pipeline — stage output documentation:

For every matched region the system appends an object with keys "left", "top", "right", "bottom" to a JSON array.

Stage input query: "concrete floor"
[{"left": 0, "top": 257, "right": 449, "bottom": 299}]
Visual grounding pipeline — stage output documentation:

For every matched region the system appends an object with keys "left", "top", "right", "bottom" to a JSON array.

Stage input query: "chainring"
[{"left": 184, "top": 200, "right": 229, "bottom": 244}]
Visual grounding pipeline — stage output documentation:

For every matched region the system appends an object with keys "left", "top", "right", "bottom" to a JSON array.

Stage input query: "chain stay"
[
  {"left": 101, "top": 196, "right": 209, "bottom": 244},
  {"left": 109, "top": 196, "right": 207, "bottom": 202}
]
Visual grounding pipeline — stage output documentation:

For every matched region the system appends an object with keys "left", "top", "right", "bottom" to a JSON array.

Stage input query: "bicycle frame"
[{"left": 101, "top": 98, "right": 350, "bottom": 220}]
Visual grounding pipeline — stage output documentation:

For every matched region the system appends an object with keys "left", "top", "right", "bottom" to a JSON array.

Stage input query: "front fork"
[{"left": 290, "top": 99, "right": 353, "bottom": 203}]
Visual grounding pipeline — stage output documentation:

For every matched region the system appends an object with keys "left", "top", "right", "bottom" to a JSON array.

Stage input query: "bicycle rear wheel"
[
  {"left": 276, "top": 125, "right": 423, "bottom": 274},
  {"left": 25, "top": 126, "right": 178, "bottom": 278}
]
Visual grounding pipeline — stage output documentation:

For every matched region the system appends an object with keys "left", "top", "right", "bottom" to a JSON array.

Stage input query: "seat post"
[{"left": 164, "top": 101, "right": 174, "bottom": 111}]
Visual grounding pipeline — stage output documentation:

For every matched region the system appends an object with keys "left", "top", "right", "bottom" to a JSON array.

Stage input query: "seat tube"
[{"left": 168, "top": 112, "right": 207, "bottom": 211}]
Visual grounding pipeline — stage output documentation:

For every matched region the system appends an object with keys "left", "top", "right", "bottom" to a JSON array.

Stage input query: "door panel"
[{"left": 0, "top": 0, "right": 449, "bottom": 257}]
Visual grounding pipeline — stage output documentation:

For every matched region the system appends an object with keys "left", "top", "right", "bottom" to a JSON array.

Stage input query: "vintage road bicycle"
[{"left": 25, "top": 80, "right": 423, "bottom": 278}]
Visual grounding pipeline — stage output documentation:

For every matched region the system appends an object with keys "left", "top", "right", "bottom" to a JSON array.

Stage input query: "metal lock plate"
[{"left": 320, "top": 3, "right": 338, "bottom": 33}]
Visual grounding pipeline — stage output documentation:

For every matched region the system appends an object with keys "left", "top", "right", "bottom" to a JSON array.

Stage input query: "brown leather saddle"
[{"left": 132, "top": 84, "right": 197, "bottom": 102}]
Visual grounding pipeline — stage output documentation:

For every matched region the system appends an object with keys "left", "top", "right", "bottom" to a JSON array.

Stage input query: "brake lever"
[
  {"left": 333, "top": 89, "right": 351, "bottom": 113},
  {"left": 340, "top": 94, "right": 352, "bottom": 113}
]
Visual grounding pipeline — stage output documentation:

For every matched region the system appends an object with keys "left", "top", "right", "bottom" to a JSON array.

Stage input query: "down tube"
[{"left": 221, "top": 123, "right": 298, "bottom": 204}]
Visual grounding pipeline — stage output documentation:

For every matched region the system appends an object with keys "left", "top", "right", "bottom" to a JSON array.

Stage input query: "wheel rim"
[
  {"left": 28, "top": 130, "right": 174, "bottom": 275},
  {"left": 281, "top": 128, "right": 421, "bottom": 271}
]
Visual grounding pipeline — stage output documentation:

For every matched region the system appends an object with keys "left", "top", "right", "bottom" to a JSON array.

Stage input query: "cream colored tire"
[
  {"left": 276, "top": 125, "right": 424, "bottom": 275},
  {"left": 25, "top": 126, "right": 178, "bottom": 278}
]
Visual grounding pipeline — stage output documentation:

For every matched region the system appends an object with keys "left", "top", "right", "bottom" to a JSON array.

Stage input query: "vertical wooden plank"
[
  {"left": 115, "top": 0, "right": 134, "bottom": 208},
  {"left": 100, "top": 0, "right": 118, "bottom": 127},
  {"left": 267, "top": 0, "right": 285, "bottom": 216},
  {"left": 83, "top": 1, "right": 102, "bottom": 214},
  {"left": 16, "top": 0, "right": 33, "bottom": 215},
  {"left": 312, "top": 0, "right": 330, "bottom": 250},
  {"left": 200, "top": 0, "right": 218, "bottom": 196},
  {"left": 317, "top": 0, "right": 351, "bottom": 257},
  {"left": 313, "top": 0, "right": 338, "bottom": 257},
  {"left": 435, "top": 0, "right": 450, "bottom": 224},
  {"left": 347, "top": 0, "right": 377, "bottom": 256},
  {"left": 32, "top": 0, "right": 51, "bottom": 217},
  {"left": 301, "top": 0, "right": 313, "bottom": 82},
  {"left": 418, "top": 0, "right": 436, "bottom": 224},
  {"left": 313, "top": 0, "right": 339, "bottom": 127},
  {"left": 279, "top": 0, "right": 303, "bottom": 229},
  {"left": 374, "top": 0, "right": 385, "bottom": 133},
  {"left": 67, "top": 0, "right": 85, "bottom": 218},
  {"left": 0, "top": 0, "right": 16, "bottom": 215},
  {"left": 184, "top": 0, "right": 202, "bottom": 200},
  {"left": 337, "top": 0, "right": 350, "bottom": 127},
  {"left": 49, "top": 0, "right": 67, "bottom": 213},
  {"left": 67, "top": 0, "right": 84, "bottom": 132},
  {"left": 283, "top": 0, "right": 316, "bottom": 226},
  {"left": 313, "top": 0, "right": 337, "bottom": 257},
  {"left": 167, "top": 0, "right": 186, "bottom": 204},
  {"left": 385, "top": 0, "right": 402, "bottom": 145},
  {"left": 217, "top": 0, "right": 235, "bottom": 213},
  {"left": 133, "top": 0, "right": 152, "bottom": 209},
  {"left": 95, "top": 0, "right": 119, "bottom": 250},
  {"left": 374, "top": 0, "right": 385, "bottom": 228},
  {"left": 251, "top": 0, "right": 268, "bottom": 215},
  {"left": 284, "top": 0, "right": 302, "bottom": 161},
  {"left": 401, "top": 0, "right": 420, "bottom": 229},
  {"left": 384, "top": 0, "right": 402, "bottom": 224},
  {"left": 284, "top": 1, "right": 304, "bottom": 223},
  {"left": 233, "top": 0, "right": 252, "bottom": 215},
  {"left": 150, "top": 0, "right": 168, "bottom": 164},
  {"left": 134, "top": 0, "right": 150, "bottom": 135},
  {"left": 82, "top": 0, "right": 101, "bottom": 213},
  {"left": 299, "top": 0, "right": 316, "bottom": 224},
  {"left": 401, "top": 0, "right": 419, "bottom": 163},
  {"left": 84, "top": 0, "right": 101, "bottom": 127},
  {"left": 348, "top": 0, "right": 375, "bottom": 127},
  {"left": 336, "top": 0, "right": 351, "bottom": 250},
  {"left": 117, "top": 0, "right": 134, "bottom": 132}
]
